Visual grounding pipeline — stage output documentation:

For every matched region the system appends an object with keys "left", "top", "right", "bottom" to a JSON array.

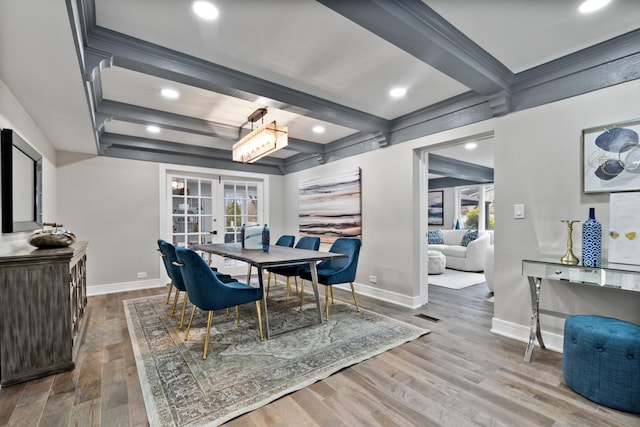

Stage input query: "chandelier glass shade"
[{"left": 232, "top": 121, "right": 288, "bottom": 163}]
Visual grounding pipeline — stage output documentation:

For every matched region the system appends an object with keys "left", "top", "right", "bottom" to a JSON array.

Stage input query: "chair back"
[
  {"left": 275, "top": 235, "right": 295, "bottom": 247},
  {"left": 295, "top": 236, "right": 320, "bottom": 251},
  {"left": 158, "top": 240, "right": 187, "bottom": 291},
  {"left": 326, "top": 238, "right": 361, "bottom": 281},
  {"left": 176, "top": 247, "right": 262, "bottom": 311}
]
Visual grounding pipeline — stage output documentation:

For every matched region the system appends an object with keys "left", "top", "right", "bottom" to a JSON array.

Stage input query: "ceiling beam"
[
  {"left": 317, "top": 0, "right": 513, "bottom": 95},
  {"left": 84, "top": 27, "right": 389, "bottom": 133},
  {"left": 428, "top": 153, "right": 494, "bottom": 183}
]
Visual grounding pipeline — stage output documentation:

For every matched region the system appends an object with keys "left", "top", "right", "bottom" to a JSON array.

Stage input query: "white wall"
[
  {"left": 57, "top": 152, "right": 160, "bottom": 290},
  {"left": 493, "top": 79, "right": 640, "bottom": 342},
  {"left": 0, "top": 77, "right": 57, "bottom": 247},
  {"left": 56, "top": 153, "right": 286, "bottom": 293}
]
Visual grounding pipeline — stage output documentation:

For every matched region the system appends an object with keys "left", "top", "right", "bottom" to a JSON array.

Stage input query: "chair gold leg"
[
  {"left": 330, "top": 286, "right": 334, "bottom": 304},
  {"left": 294, "top": 276, "right": 299, "bottom": 294},
  {"left": 325, "top": 286, "right": 330, "bottom": 320},
  {"left": 185, "top": 305, "right": 197, "bottom": 341},
  {"left": 350, "top": 282, "right": 359, "bottom": 312},
  {"left": 266, "top": 272, "right": 271, "bottom": 298},
  {"left": 170, "top": 289, "right": 180, "bottom": 317},
  {"left": 179, "top": 292, "right": 188, "bottom": 329},
  {"left": 203, "top": 310, "right": 213, "bottom": 360},
  {"left": 255, "top": 301, "right": 264, "bottom": 341},
  {"left": 165, "top": 281, "right": 173, "bottom": 304},
  {"left": 285, "top": 277, "right": 290, "bottom": 306},
  {"left": 235, "top": 306, "right": 240, "bottom": 326},
  {"left": 226, "top": 307, "right": 230, "bottom": 319}
]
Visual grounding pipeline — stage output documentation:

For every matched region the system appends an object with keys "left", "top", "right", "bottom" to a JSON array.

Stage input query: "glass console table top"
[{"left": 523, "top": 258, "right": 640, "bottom": 292}]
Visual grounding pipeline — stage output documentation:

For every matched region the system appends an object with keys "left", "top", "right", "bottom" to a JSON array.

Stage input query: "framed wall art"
[
  {"left": 583, "top": 119, "right": 640, "bottom": 193},
  {"left": 428, "top": 191, "right": 444, "bottom": 226},
  {"left": 298, "top": 168, "right": 362, "bottom": 244}
]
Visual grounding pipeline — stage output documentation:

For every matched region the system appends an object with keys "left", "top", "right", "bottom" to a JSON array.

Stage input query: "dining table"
[{"left": 192, "top": 242, "right": 345, "bottom": 339}]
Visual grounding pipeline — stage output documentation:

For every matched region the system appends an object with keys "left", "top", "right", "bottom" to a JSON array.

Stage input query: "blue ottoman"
[{"left": 563, "top": 315, "right": 640, "bottom": 414}]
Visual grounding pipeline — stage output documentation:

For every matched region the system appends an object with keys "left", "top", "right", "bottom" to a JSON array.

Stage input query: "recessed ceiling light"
[
  {"left": 147, "top": 125, "right": 161, "bottom": 134},
  {"left": 465, "top": 142, "right": 477, "bottom": 150},
  {"left": 389, "top": 87, "right": 407, "bottom": 98},
  {"left": 160, "top": 88, "right": 179, "bottom": 99},
  {"left": 578, "top": 0, "right": 611, "bottom": 13},
  {"left": 313, "top": 126, "right": 325, "bottom": 134},
  {"left": 193, "top": 1, "right": 219, "bottom": 20}
]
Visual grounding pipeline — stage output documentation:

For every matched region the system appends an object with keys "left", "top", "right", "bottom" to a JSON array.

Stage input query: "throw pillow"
[
  {"left": 427, "top": 229, "right": 443, "bottom": 244},
  {"left": 460, "top": 229, "right": 479, "bottom": 247}
]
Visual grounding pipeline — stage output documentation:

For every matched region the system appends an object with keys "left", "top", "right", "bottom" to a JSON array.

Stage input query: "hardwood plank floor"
[{"left": 1, "top": 283, "right": 639, "bottom": 426}]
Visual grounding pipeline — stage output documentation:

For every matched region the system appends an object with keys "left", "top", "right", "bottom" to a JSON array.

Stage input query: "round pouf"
[
  {"left": 427, "top": 250, "right": 446, "bottom": 275},
  {"left": 563, "top": 315, "right": 640, "bottom": 414}
]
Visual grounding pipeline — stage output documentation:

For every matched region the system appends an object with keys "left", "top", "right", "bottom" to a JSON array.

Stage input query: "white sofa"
[{"left": 428, "top": 229, "right": 491, "bottom": 272}]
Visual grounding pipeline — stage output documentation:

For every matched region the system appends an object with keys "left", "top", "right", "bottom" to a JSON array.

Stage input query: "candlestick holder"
[{"left": 560, "top": 220, "right": 580, "bottom": 265}]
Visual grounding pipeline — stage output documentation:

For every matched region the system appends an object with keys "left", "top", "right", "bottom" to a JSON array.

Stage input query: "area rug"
[
  {"left": 429, "top": 268, "right": 486, "bottom": 289},
  {"left": 124, "top": 290, "right": 430, "bottom": 426}
]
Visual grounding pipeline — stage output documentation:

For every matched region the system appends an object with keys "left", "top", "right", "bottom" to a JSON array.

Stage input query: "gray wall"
[
  {"left": 282, "top": 78, "right": 640, "bottom": 345},
  {"left": 493, "top": 78, "right": 640, "bottom": 338}
]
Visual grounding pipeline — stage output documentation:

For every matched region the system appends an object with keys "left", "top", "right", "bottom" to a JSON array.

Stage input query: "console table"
[
  {"left": 0, "top": 241, "right": 88, "bottom": 386},
  {"left": 522, "top": 258, "right": 640, "bottom": 362}
]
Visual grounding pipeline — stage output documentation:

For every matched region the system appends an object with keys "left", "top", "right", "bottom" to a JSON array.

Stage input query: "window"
[
  {"left": 223, "top": 181, "right": 259, "bottom": 243},
  {"left": 456, "top": 184, "right": 494, "bottom": 231}
]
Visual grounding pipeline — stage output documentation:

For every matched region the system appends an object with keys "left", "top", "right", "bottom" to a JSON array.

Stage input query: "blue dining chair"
[
  {"left": 299, "top": 238, "right": 361, "bottom": 320},
  {"left": 158, "top": 240, "right": 238, "bottom": 328},
  {"left": 266, "top": 236, "right": 320, "bottom": 305},
  {"left": 175, "top": 247, "right": 264, "bottom": 360},
  {"left": 157, "top": 239, "right": 190, "bottom": 328}
]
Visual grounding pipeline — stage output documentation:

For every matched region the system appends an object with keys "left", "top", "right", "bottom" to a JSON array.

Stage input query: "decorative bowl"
[{"left": 28, "top": 223, "right": 76, "bottom": 249}]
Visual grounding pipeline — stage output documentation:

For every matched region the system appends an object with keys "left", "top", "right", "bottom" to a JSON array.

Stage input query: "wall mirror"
[{"left": 1, "top": 128, "right": 43, "bottom": 233}]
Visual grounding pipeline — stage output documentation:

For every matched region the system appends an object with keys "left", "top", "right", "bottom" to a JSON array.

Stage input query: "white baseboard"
[
  {"left": 491, "top": 317, "right": 563, "bottom": 354},
  {"left": 333, "top": 282, "right": 425, "bottom": 309},
  {"left": 87, "top": 278, "right": 165, "bottom": 296}
]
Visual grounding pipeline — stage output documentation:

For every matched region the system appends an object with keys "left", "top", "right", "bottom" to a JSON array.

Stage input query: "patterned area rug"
[{"left": 124, "top": 289, "right": 430, "bottom": 426}]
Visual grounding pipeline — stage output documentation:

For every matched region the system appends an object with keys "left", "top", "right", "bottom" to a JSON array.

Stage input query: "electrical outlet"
[
  {"left": 137, "top": 272, "right": 147, "bottom": 279},
  {"left": 369, "top": 275, "right": 377, "bottom": 283}
]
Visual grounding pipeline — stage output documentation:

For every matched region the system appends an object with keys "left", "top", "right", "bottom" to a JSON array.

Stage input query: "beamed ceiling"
[{"left": 2, "top": 1, "right": 640, "bottom": 175}]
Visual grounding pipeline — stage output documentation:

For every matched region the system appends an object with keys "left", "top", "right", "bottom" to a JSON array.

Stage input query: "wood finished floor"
[{"left": 1, "top": 282, "right": 639, "bottom": 427}]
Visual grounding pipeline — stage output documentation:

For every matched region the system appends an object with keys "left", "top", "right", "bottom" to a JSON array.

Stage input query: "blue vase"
[
  {"left": 582, "top": 208, "right": 602, "bottom": 267},
  {"left": 262, "top": 224, "right": 270, "bottom": 252}
]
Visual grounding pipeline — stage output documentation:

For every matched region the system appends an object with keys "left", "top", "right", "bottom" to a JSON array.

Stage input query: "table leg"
[
  {"left": 246, "top": 264, "right": 252, "bottom": 284},
  {"left": 309, "top": 262, "right": 323, "bottom": 323},
  {"left": 524, "top": 276, "right": 545, "bottom": 362},
  {"left": 257, "top": 266, "right": 270, "bottom": 339}
]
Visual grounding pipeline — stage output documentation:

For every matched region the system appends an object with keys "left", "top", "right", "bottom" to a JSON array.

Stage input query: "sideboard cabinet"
[{"left": 0, "top": 241, "right": 88, "bottom": 387}]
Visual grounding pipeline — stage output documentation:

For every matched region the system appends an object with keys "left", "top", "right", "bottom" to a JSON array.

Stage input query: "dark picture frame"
[
  {"left": 1, "top": 128, "right": 43, "bottom": 233},
  {"left": 428, "top": 191, "right": 444, "bottom": 225}
]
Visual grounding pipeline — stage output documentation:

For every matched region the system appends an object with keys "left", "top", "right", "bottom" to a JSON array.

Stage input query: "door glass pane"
[
  {"left": 484, "top": 186, "right": 495, "bottom": 230},
  {"left": 459, "top": 187, "right": 479, "bottom": 230}
]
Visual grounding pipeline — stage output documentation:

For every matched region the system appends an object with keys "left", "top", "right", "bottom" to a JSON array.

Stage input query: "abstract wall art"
[
  {"left": 428, "top": 191, "right": 444, "bottom": 225},
  {"left": 583, "top": 119, "right": 640, "bottom": 193},
  {"left": 298, "top": 168, "right": 361, "bottom": 244}
]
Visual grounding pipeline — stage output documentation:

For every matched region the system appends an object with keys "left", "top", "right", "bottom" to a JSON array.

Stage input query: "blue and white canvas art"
[
  {"left": 428, "top": 191, "right": 444, "bottom": 225},
  {"left": 583, "top": 120, "right": 640, "bottom": 193},
  {"left": 298, "top": 168, "right": 362, "bottom": 244}
]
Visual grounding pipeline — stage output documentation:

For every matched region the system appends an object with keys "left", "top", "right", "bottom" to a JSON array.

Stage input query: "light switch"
[{"left": 514, "top": 204, "right": 525, "bottom": 219}]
